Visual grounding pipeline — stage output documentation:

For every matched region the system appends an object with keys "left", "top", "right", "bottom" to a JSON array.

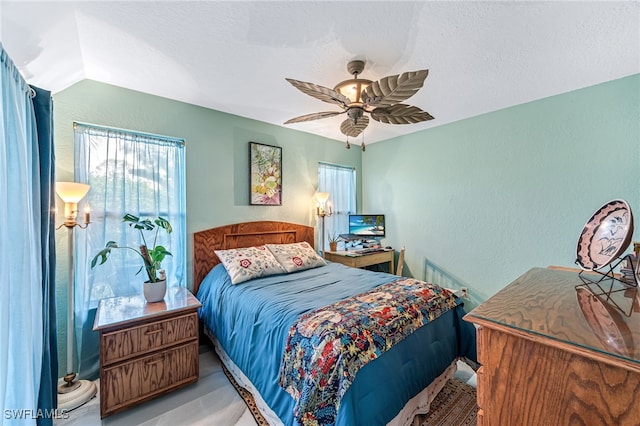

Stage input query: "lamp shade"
[
  {"left": 316, "top": 192, "right": 330, "bottom": 204},
  {"left": 56, "top": 182, "right": 90, "bottom": 203}
]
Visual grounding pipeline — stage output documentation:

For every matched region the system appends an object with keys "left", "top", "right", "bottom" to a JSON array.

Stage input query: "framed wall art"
[{"left": 249, "top": 142, "right": 282, "bottom": 205}]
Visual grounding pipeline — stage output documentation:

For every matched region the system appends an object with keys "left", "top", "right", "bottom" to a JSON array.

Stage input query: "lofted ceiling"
[{"left": 1, "top": 1, "right": 639, "bottom": 144}]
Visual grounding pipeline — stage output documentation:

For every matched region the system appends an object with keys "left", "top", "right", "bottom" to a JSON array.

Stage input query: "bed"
[{"left": 193, "top": 221, "right": 476, "bottom": 426}]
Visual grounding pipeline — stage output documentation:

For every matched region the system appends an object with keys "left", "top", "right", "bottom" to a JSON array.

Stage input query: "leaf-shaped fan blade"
[
  {"left": 285, "top": 78, "right": 351, "bottom": 108},
  {"left": 370, "top": 104, "right": 434, "bottom": 124},
  {"left": 363, "top": 70, "right": 429, "bottom": 108},
  {"left": 284, "top": 111, "right": 345, "bottom": 124},
  {"left": 340, "top": 115, "right": 369, "bottom": 137}
]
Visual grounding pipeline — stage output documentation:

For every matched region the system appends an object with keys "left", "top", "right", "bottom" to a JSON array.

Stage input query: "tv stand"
[{"left": 324, "top": 249, "right": 394, "bottom": 273}]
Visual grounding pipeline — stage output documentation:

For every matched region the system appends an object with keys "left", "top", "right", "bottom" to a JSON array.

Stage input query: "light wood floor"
[{"left": 55, "top": 345, "right": 476, "bottom": 426}]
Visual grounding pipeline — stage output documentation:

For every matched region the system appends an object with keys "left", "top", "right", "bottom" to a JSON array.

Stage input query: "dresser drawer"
[
  {"left": 100, "top": 340, "right": 199, "bottom": 417},
  {"left": 100, "top": 312, "right": 198, "bottom": 365}
]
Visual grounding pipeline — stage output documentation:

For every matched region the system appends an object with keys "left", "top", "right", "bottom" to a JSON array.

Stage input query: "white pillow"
[
  {"left": 266, "top": 242, "right": 327, "bottom": 273},
  {"left": 215, "top": 245, "right": 286, "bottom": 284}
]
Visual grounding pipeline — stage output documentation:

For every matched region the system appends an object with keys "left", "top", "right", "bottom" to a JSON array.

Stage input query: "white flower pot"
[{"left": 143, "top": 279, "right": 167, "bottom": 303}]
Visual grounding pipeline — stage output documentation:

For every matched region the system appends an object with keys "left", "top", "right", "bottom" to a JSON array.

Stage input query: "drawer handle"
[{"left": 144, "top": 329, "right": 163, "bottom": 335}]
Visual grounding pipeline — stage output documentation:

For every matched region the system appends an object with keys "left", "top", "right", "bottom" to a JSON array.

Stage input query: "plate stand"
[{"left": 576, "top": 253, "right": 640, "bottom": 316}]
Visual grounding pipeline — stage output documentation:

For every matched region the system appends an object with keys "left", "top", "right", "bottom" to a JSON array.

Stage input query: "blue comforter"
[{"left": 197, "top": 261, "right": 476, "bottom": 425}]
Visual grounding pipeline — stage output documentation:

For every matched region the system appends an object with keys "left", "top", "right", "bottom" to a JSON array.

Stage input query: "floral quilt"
[{"left": 278, "top": 278, "right": 461, "bottom": 426}]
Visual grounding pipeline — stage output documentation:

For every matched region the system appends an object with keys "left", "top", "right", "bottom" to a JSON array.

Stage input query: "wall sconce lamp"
[
  {"left": 55, "top": 181, "right": 97, "bottom": 410},
  {"left": 315, "top": 192, "right": 332, "bottom": 255}
]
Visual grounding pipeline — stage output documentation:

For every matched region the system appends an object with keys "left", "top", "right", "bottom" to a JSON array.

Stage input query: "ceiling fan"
[{"left": 284, "top": 60, "right": 434, "bottom": 144}]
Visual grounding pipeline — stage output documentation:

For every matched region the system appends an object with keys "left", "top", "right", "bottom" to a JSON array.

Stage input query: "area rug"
[
  {"left": 413, "top": 378, "right": 478, "bottom": 426},
  {"left": 222, "top": 364, "right": 477, "bottom": 425}
]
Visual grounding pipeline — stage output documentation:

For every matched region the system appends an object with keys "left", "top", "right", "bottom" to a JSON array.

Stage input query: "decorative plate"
[{"left": 576, "top": 199, "right": 634, "bottom": 270}]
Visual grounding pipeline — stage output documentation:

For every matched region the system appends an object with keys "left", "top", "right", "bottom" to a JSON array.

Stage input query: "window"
[
  {"left": 73, "top": 123, "right": 185, "bottom": 377},
  {"left": 318, "top": 162, "right": 356, "bottom": 250},
  {"left": 74, "top": 123, "right": 186, "bottom": 301}
]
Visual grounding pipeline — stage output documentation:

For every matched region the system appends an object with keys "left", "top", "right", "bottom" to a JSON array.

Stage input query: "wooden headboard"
[{"left": 193, "top": 220, "right": 315, "bottom": 294}]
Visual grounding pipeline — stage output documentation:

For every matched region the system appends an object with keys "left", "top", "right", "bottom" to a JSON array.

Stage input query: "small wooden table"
[
  {"left": 93, "top": 287, "right": 201, "bottom": 418},
  {"left": 324, "top": 249, "right": 394, "bottom": 273}
]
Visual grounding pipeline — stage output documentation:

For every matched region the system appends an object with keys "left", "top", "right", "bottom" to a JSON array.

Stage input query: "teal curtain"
[
  {"left": 74, "top": 123, "right": 186, "bottom": 379},
  {"left": 0, "top": 44, "right": 53, "bottom": 425},
  {"left": 32, "top": 86, "right": 57, "bottom": 425}
]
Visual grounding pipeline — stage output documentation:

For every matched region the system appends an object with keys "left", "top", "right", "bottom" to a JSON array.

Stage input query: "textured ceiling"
[{"left": 2, "top": 1, "right": 639, "bottom": 143}]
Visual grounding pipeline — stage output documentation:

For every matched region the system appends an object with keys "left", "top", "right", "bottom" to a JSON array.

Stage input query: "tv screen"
[{"left": 348, "top": 214, "right": 385, "bottom": 237}]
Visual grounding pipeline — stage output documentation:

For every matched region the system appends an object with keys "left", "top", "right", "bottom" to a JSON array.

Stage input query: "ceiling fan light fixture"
[{"left": 333, "top": 78, "right": 372, "bottom": 104}]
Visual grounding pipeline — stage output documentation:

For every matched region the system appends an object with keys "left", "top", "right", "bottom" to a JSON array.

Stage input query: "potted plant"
[
  {"left": 327, "top": 232, "right": 343, "bottom": 252},
  {"left": 91, "top": 213, "right": 173, "bottom": 302}
]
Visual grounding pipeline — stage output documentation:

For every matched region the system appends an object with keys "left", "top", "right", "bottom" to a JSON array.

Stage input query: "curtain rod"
[
  {"left": 318, "top": 161, "right": 355, "bottom": 170},
  {"left": 74, "top": 121, "right": 185, "bottom": 146}
]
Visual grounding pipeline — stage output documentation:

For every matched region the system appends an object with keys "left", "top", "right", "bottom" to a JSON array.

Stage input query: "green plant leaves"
[
  {"left": 90, "top": 241, "right": 119, "bottom": 268},
  {"left": 149, "top": 245, "right": 172, "bottom": 265},
  {"left": 91, "top": 214, "right": 173, "bottom": 283},
  {"left": 155, "top": 217, "right": 172, "bottom": 234}
]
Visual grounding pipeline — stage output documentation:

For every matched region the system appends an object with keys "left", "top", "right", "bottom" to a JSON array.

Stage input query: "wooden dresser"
[
  {"left": 464, "top": 267, "right": 640, "bottom": 426},
  {"left": 93, "top": 287, "right": 201, "bottom": 418}
]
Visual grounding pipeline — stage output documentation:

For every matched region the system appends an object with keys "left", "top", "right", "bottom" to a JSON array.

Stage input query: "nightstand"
[{"left": 93, "top": 286, "right": 201, "bottom": 418}]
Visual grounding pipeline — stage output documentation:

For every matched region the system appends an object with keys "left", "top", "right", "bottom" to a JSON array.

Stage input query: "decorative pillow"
[
  {"left": 215, "top": 245, "right": 286, "bottom": 284},
  {"left": 266, "top": 242, "right": 327, "bottom": 273}
]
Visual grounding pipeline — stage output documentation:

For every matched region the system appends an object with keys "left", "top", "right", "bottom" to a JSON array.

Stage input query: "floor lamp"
[
  {"left": 55, "top": 182, "right": 97, "bottom": 411},
  {"left": 315, "top": 192, "right": 332, "bottom": 255}
]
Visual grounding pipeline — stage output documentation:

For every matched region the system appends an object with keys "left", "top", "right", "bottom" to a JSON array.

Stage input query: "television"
[{"left": 348, "top": 214, "right": 386, "bottom": 238}]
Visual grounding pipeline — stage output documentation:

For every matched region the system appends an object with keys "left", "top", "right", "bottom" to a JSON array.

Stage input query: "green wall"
[
  {"left": 363, "top": 74, "right": 640, "bottom": 307},
  {"left": 52, "top": 79, "right": 362, "bottom": 373}
]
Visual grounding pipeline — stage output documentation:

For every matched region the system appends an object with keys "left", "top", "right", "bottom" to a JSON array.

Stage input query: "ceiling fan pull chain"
[
  {"left": 345, "top": 137, "right": 351, "bottom": 150},
  {"left": 361, "top": 132, "right": 366, "bottom": 152}
]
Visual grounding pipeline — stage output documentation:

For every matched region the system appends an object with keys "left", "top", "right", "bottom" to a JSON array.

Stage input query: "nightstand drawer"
[
  {"left": 100, "top": 340, "right": 199, "bottom": 417},
  {"left": 101, "top": 312, "right": 198, "bottom": 365}
]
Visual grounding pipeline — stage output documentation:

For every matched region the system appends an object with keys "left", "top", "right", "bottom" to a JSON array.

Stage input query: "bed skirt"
[{"left": 204, "top": 327, "right": 457, "bottom": 426}]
